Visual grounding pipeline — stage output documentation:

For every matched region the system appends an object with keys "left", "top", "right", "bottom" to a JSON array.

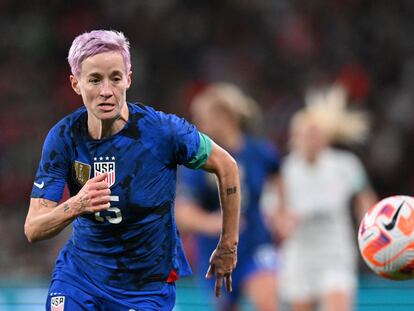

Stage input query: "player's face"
[
  {"left": 192, "top": 102, "right": 234, "bottom": 141},
  {"left": 70, "top": 52, "right": 131, "bottom": 121},
  {"left": 291, "top": 119, "right": 329, "bottom": 160}
]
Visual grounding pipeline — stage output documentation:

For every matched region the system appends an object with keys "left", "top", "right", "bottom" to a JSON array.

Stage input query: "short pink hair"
[{"left": 68, "top": 30, "right": 131, "bottom": 78}]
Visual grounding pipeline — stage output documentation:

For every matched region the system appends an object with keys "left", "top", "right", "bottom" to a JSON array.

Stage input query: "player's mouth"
[{"left": 97, "top": 103, "right": 115, "bottom": 112}]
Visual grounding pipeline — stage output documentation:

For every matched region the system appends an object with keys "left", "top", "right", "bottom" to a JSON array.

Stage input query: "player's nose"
[{"left": 100, "top": 79, "right": 113, "bottom": 97}]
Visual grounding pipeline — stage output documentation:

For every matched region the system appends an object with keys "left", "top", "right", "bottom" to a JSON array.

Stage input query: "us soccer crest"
[
  {"left": 51, "top": 296, "right": 65, "bottom": 311},
  {"left": 94, "top": 156, "right": 116, "bottom": 187}
]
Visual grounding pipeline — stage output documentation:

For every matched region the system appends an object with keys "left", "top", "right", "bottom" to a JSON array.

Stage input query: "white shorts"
[{"left": 279, "top": 250, "right": 357, "bottom": 302}]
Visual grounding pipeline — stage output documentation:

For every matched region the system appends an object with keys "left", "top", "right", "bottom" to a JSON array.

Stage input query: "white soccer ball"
[{"left": 358, "top": 195, "right": 414, "bottom": 280}]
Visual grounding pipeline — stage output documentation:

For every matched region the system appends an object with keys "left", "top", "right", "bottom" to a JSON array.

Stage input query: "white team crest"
[
  {"left": 51, "top": 296, "right": 65, "bottom": 311},
  {"left": 94, "top": 156, "right": 116, "bottom": 187}
]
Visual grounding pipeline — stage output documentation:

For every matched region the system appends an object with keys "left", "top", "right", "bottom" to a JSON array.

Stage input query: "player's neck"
[
  {"left": 303, "top": 148, "right": 324, "bottom": 164},
  {"left": 88, "top": 105, "right": 129, "bottom": 139}
]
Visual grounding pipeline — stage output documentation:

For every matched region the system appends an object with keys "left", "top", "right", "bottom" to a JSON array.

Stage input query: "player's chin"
[{"left": 95, "top": 108, "right": 119, "bottom": 120}]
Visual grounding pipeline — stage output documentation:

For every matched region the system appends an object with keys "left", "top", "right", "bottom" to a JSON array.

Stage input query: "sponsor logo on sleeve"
[{"left": 34, "top": 181, "right": 45, "bottom": 189}]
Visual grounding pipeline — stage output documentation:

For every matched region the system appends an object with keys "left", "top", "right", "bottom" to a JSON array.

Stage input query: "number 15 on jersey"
[{"left": 94, "top": 195, "right": 122, "bottom": 224}]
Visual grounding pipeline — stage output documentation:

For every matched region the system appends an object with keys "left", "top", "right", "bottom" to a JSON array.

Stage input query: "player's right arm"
[
  {"left": 271, "top": 172, "right": 301, "bottom": 243},
  {"left": 24, "top": 173, "right": 111, "bottom": 243}
]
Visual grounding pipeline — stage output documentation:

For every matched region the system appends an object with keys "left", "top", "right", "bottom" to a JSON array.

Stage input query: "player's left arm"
[
  {"left": 161, "top": 112, "right": 239, "bottom": 296},
  {"left": 355, "top": 187, "right": 378, "bottom": 221},
  {"left": 348, "top": 154, "right": 378, "bottom": 221},
  {"left": 200, "top": 141, "right": 240, "bottom": 297}
]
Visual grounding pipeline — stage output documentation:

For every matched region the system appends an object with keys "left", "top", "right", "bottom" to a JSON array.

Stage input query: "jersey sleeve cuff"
[{"left": 184, "top": 132, "right": 212, "bottom": 169}]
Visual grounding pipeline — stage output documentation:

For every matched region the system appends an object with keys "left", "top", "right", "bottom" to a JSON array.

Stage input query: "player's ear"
[
  {"left": 70, "top": 75, "right": 81, "bottom": 95},
  {"left": 126, "top": 71, "right": 132, "bottom": 90}
]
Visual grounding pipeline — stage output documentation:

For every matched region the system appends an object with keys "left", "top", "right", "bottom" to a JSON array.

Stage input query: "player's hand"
[
  {"left": 67, "top": 173, "right": 111, "bottom": 217},
  {"left": 274, "top": 208, "right": 300, "bottom": 242},
  {"left": 205, "top": 242, "right": 237, "bottom": 297}
]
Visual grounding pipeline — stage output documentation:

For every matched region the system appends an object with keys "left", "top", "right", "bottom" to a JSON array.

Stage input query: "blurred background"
[{"left": 1, "top": 0, "right": 414, "bottom": 310}]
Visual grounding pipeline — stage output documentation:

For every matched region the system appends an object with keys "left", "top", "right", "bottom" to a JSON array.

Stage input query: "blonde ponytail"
[{"left": 296, "top": 84, "right": 370, "bottom": 144}]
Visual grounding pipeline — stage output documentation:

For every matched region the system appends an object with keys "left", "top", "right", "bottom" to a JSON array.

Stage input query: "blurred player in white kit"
[{"left": 274, "top": 84, "right": 377, "bottom": 311}]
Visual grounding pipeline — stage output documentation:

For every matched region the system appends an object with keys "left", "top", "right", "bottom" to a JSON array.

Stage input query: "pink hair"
[{"left": 68, "top": 30, "right": 131, "bottom": 78}]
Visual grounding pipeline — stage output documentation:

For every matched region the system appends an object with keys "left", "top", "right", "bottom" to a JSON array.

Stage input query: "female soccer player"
[
  {"left": 176, "top": 83, "right": 280, "bottom": 311},
  {"left": 24, "top": 30, "right": 240, "bottom": 310},
  {"left": 275, "top": 85, "right": 377, "bottom": 311}
]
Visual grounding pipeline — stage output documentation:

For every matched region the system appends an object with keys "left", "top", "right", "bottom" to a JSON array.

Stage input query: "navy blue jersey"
[
  {"left": 31, "top": 103, "right": 202, "bottom": 291},
  {"left": 178, "top": 137, "right": 280, "bottom": 264}
]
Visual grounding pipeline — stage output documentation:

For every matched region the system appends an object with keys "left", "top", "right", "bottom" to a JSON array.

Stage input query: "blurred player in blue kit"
[
  {"left": 176, "top": 83, "right": 280, "bottom": 311},
  {"left": 24, "top": 30, "right": 240, "bottom": 310}
]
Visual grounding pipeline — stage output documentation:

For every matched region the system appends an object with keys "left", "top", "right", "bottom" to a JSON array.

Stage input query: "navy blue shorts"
[{"left": 46, "top": 279, "right": 176, "bottom": 311}]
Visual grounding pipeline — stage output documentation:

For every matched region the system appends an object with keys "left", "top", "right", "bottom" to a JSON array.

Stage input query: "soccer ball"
[{"left": 358, "top": 195, "right": 414, "bottom": 280}]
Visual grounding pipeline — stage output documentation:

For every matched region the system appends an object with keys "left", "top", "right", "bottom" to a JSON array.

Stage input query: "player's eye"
[
  {"left": 89, "top": 78, "right": 100, "bottom": 84},
  {"left": 112, "top": 76, "right": 122, "bottom": 83}
]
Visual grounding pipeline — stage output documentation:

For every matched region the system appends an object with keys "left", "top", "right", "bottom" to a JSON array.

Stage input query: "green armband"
[{"left": 185, "top": 132, "right": 212, "bottom": 169}]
